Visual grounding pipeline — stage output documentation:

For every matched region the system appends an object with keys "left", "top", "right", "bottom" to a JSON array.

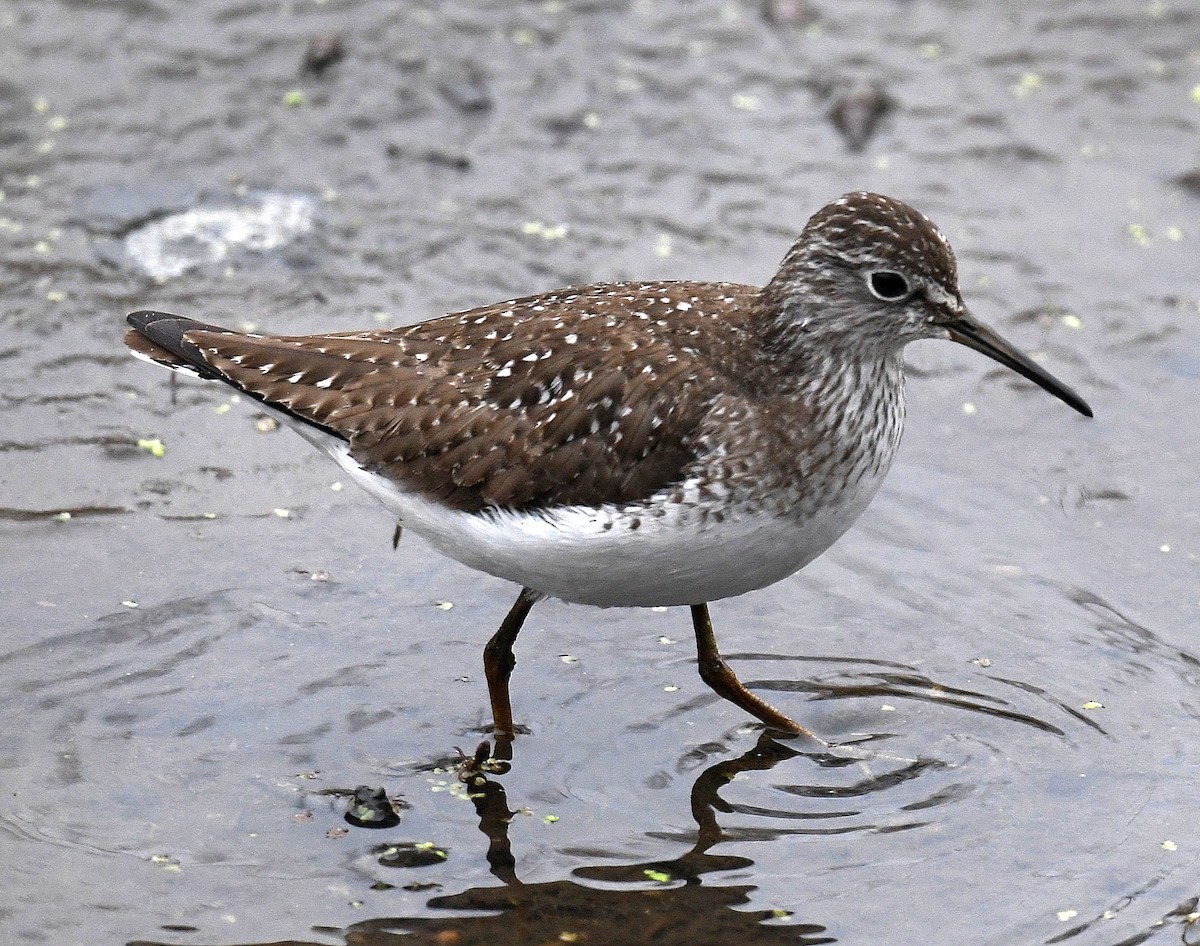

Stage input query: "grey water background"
[{"left": 1, "top": 1, "right": 1198, "bottom": 944}]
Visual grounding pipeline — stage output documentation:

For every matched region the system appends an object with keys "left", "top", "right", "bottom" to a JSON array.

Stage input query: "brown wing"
[{"left": 126, "top": 281, "right": 761, "bottom": 513}]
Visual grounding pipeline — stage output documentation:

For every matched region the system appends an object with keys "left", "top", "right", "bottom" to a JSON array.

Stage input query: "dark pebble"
[
  {"left": 304, "top": 34, "right": 345, "bottom": 75},
  {"left": 828, "top": 78, "right": 891, "bottom": 151},
  {"left": 344, "top": 784, "right": 402, "bottom": 829}
]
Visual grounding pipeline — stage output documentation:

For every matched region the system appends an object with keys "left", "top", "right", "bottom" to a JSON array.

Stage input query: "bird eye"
[{"left": 867, "top": 270, "right": 910, "bottom": 302}]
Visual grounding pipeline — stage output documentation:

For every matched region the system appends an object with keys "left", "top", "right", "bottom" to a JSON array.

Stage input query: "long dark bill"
[{"left": 947, "top": 312, "right": 1093, "bottom": 418}]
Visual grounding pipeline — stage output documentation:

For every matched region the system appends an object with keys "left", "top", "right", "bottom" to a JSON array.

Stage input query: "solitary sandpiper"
[{"left": 125, "top": 191, "right": 1092, "bottom": 740}]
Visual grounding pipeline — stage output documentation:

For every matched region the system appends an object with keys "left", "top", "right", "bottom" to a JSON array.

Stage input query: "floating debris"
[
  {"left": 123, "top": 192, "right": 317, "bottom": 280},
  {"left": 521, "top": 220, "right": 568, "bottom": 240},
  {"left": 1014, "top": 72, "right": 1043, "bottom": 97},
  {"left": 345, "top": 785, "right": 402, "bottom": 829},
  {"left": 149, "top": 854, "right": 181, "bottom": 873},
  {"left": 136, "top": 437, "right": 166, "bottom": 458},
  {"left": 454, "top": 740, "right": 509, "bottom": 778},
  {"left": 303, "top": 34, "right": 344, "bottom": 75},
  {"left": 1128, "top": 223, "right": 1151, "bottom": 246},
  {"left": 376, "top": 841, "right": 449, "bottom": 868},
  {"left": 828, "top": 78, "right": 892, "bottom": 151}
]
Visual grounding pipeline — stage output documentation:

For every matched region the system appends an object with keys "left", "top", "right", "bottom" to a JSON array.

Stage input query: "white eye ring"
[{"left": 867, "top": 270, "right": 911, "bottom": 302}]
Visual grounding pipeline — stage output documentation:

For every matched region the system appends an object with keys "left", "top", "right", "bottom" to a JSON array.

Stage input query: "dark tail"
[{"left": 124, "top": 310, "right": 232, "bottom": 379}]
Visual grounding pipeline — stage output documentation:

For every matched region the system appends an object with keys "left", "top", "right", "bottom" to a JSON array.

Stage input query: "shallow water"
[{"left": 1, "top": 1, "right": 1198, "bottom": 944}]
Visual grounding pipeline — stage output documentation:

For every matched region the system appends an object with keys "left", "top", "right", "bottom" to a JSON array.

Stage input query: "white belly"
[{"left": 298, "top": 429, "right": 885, "bottom": 608}]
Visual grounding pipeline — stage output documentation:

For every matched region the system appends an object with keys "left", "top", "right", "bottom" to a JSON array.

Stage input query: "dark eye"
[{"left": 868, "top": 270, "right": 910, "bottom": 301}]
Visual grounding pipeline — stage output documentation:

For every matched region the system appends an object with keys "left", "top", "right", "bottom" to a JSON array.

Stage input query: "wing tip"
[
  {"left": 127, "top": 309, "right": 180, "bottom": 332},
  {"left": 125, "top": 309, "right": 226, "bottom": 377}
]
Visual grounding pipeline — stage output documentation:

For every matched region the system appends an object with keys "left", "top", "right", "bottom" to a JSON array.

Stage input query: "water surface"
[{"left": 1, "top": 1, "right": 1197, "bottom": 944}]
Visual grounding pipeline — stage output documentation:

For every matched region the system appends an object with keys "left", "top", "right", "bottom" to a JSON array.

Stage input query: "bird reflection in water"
[
  {"left": 357, "top": 733, "right": 834, "bottom": 945},
  {"left": 129, "top": 735, "right": 837, "bottom": 946}
]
